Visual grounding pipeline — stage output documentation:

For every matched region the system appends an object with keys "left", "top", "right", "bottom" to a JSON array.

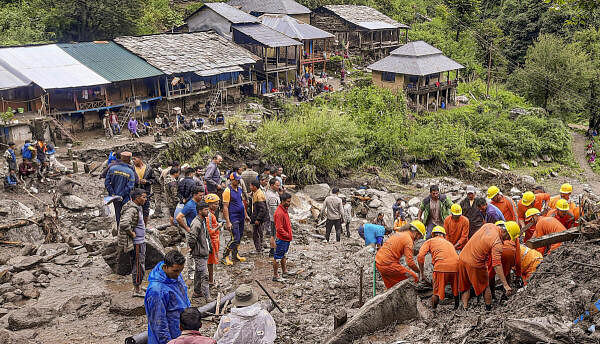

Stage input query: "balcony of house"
[
  {"left": 254, "top": 56, "right": 298, "bottom": 72},
  {"left": 359, "top": 29, "right": 402, "bottom": 50},
  {"left": 164, "top": 70, "right": 254, "bottom": 100},
  {"left": 405, "top": 80, "right": 459, "bottom": 95}
]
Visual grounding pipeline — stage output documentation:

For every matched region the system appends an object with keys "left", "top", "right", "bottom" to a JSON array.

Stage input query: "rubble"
[{"left": 7, "top": 307, "right": 56, "bottom": 330}]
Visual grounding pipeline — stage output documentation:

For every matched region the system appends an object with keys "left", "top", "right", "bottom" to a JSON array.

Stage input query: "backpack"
[{"left": 21, "top": 143, "right": 32, "bottom": 160}]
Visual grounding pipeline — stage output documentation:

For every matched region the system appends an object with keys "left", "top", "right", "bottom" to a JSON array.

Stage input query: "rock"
[
  {"left": 11, "top": 271, "right": 35, "bottom": 285},
  {"left": 4, "top": 224, "right": 44, "bottom": 244},
  {"left": 408, "top": 197, "right": 421, "bottom": 207},
  {"left": 530, "top": 160, "right": 539, "bottom": 167},
  {"left": 500, "top": 163, "right": 510, "bottom": 170},
  {"left": 59, "top": 194, "right": 87, "bottom": 211},
  {"left": 0, "top": 266, "right": 11, "bottom": 284},
  {"left": 16, "top": 202, "right": 34, "bottom": 218},
  {"left": 542, "top": 155, "right": 552, "bottom": 162},
  {"left": 22, "top": 287, "right": 40, "bottom": 299},
  {"left": 368, "top": 199, "right": 382, "bottom": 208},
  {"left": 19, "top": 244, "right": 37, "bottom": 256},
  {"left": 109, "top": 293, "right": 146, "bottom": 316},
  {"left": 0, "top": 329, "right": 12, "bottom": 344},
  {"left": 550, "top": 171, "right": 558, "bottom": 177},
  {"left": 7, "top": 255, "right": 43, "bottom": 272},
  {"left": 103, "top": 232, "right": 165, "bottom": 275},
  {"left": 521, "top": 175, "right": 536, "bottom": 185},
  {"left": 37, "top": 274, "right": 50, "bottom": 283},
  {"left": 3, "top": 292, "right": 22, "bottom": 303},
  {"left": 54, "top": 255, "right": 78, "bottom": 265},
  {"left": 294, "top": 290, "right": 303, "bottom": 298},
  {"left": 7, "top": 306, "right": 55, "bottom": 330},
  {"left": 59, "top": 295, "right": 105, "bottom": 316},
  {"left": 86, "top": 216, "right": 113, "bottom": 232},
  {"left": 456, "top": 95, "right": 469, "bottom": 104},
  {"left": 303, "top": 184, "right": 331, "bottom": 201},
  {"left": 355, "top": 189, "right": 366, "bottom": 196},
  {"left": 407, "top": 207, "right": 419, "bottom": 219},
  {"left": 0, "top": 283, "right": 12, "bottom": 295},
  {"left": 510, "top": 187, "right": 521, "bottom": 196}
]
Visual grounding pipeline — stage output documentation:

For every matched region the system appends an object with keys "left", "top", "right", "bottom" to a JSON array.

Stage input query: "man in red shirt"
[{"left": 273, "top": 193, "right": 293, "bottom": 282}]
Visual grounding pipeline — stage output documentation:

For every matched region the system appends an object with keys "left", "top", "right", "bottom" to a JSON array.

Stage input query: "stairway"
[{"left": 117, "top": 104, "right": 135, "bottom": 129}]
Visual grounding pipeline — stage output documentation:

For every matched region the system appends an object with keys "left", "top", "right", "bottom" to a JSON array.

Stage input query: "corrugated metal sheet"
[
  {"left": 195, "top": 66, "right": 243, "bottom": 76},
  {"left": 391, "top": 41, "right": 442, "bottom": 57},
  {"left": 323, "top": 5, "right": 409, "bottom": 30},
  {"left": 227, "top": 0, "right": 310, "bottom": 15},
  {"left": 259, "top": 14, "right": 334, "bottom": 40},
  {"left": 0, "top": 59, "right": 31, "bottom": 90},
  {"left": 0, "top": 45, "right": 109, "bottom": 89},
  {"left": 115, "top": 32, "right": 259, "bottom": 75},
  {"left": 58, "top": 42, "right": 163, "bottom": 82},
  {"left": 232, "top": 23, "right": 302, "bottom": 47},
  {"left": 204, "top": 3, "right": 259, "bottom": 24}
]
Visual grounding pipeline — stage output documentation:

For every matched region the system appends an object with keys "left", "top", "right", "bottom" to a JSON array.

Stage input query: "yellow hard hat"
[
  {"left": 487, "top": 186, "right": 500, "bottom": 199},
  {"left": 495, "top": 220, "right": 505, "bottom": 227},
  {"left": 410, "top": 220, "right": 426, "bottom": 238},
  {"left": 525, "top": 208, "right": 541, "bottom": 219},
  {"left": 560, "top": 183, "right": 573, "bottom": 194},
  {"left": 556, "top": 198, "right": 570, "bottom": 211},
  {"left": 522, "top": 191, "right": 535, "bottom": 206},
  {"left": 450, "top": 203, "right": 462, "bottom": 216},
  {"left": 431, "top": 225, "right": 446, "bottom": 236},
  {"left": 204, "top": 193, "right": 220, "bottom": 203},
  {"left": 504, "top": 221, "right": 521, "bottom": 240}
]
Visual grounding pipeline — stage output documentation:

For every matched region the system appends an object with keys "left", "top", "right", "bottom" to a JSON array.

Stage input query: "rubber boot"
[
  {"left": 221, "top": 247, "right": 233, "bottom": 266},
  {"left": 232, "top": 245, "right": 246, "bottom": 262}
]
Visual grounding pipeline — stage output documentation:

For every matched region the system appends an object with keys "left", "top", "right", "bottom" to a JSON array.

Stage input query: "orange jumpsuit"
[
  {"left": 492, "top": 195, "right": 517, "bottom": 222},
  {"left": 533, "top": 217, "right": 566, "bottom": 255},
  {"left": 443, "top": 215, "right": 469, "bottom": 250},
  {"left": 393, "top": 218, "right": 407, "bottom": 232},
  {"left": 375, "top": 231, "right": 419, "bottom": 288},
  {"left": 547, "top": 208, "right": 576, "bottom": 229},
  {"left": 488, "top": 240, "right": 516, "bottom": 279},
  {"left": 519, "top": 246, "right": 543, "bottom": 282},
  {"left": 517, "top": 193, "right": 551, "bottom": 223},
  {"left": 417, "top": 236, "right": 459, "bottom": 300},
  {"left": 548, "top": 195, "right": 580, "bottom": 220},
  {"left": 457, "top": 224, "right": 503, "bottom": 295},
  {"left": 206, "top": 211, "right": 220, "bottom": 264}
]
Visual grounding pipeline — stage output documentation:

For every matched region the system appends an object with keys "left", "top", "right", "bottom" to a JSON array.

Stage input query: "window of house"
[{"left": 381, "top": 72, "right": 395, "bottom": 82}]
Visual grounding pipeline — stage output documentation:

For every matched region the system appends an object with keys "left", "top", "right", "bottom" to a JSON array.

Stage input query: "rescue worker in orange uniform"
[
  {"left": 525, "top": 208, "right": 567, "bottom": 255},
  {"left": 517, "top": 191, "right": 551, "bottom": 233},
  {"left": 375, "top": 220, "right": 425, "bottom": 289},
  {"left": 443, "top": 203, "right": 469, "bottom": 251},
  {"left": 519, "top": 245, "right": 543, "bottom": 283},
  {"left": 204, "top": 193, "right": 222, "bottom": 285},
  {"left": 547, "top": 198, "right": 577, "bottom": 229},
  {"left": 548, "top": 183, "right": 581, "bottom": 220},
  {"left": 457, "top": 221, "right": 519, "bottom": 311},
  {"left": 488, "top": 186, "right": 517, "bottom": 222},
  {"left": 487, "top": 230, "right": 517, "bottom": 300},
  {"left": 417, "top": 226, "right": 460, "bottom": 309}
]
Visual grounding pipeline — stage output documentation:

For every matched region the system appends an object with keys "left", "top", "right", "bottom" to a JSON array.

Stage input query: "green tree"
[
  {"left": 138, "top": 0, "right": 184, "bottom": 34},
  {"left": 0, "top": 0, "right": 53, "bottom": 46},
  {"left": 445, "top": 0, "right": 480, "bottom": 41},
  {"left": 509, "top": 34, "right": 592, "bottom": 119}
]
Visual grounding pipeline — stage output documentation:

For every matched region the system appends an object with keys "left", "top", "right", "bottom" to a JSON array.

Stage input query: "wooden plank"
[{"left": 525, "top": 228, "right": 580, "bottom": 249}]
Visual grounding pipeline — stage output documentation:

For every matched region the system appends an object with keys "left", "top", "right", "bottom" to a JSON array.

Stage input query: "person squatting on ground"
[
  {"left": 167, "top": 307, "right": 216, "bottom": 344},
  {"left": 188, "top": 201, "right": 212, "bottom": 303},
  {"left": 273, "top": 193, "right": 293, "bottom": 282},
  {"left": 417, "top": 226, "right": 460, "bottom": 309},
  {"left": 118, "top": 188, "right": 148, "bottom": 297},
  {"left": 221, "top": 172, "right": 249, "bottom": 265},
  {"left": 375, "top": 220, "right": 426, "bottom": 288}
]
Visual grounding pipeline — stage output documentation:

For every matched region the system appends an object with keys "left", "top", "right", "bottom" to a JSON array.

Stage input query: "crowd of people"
[
  {"left": 361, "top": 183, "right": 578, "bottom": 311},
  {"left": 275, "top": 71, "right": 335, "bottom": 102},
  {"left": 2, "top": 138, "right": 67, "bottom": 189}
]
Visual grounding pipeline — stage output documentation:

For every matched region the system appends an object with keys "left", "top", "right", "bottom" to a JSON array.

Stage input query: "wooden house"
[
  {"left": 227, "top": 0, "right": 311, "bottom": 23},
  {"left": 368, "top": 41, "right": 464, "bottom": 111},
  {"left": 115, "top": 32, "right": 259, "bottom": 113},
  {"left": 259, "top": 14, "right": 334, "bottom": 74},
  {"left": 185, "top": 2, "right": 259, "bottom": 39},
  {"left": 311, "top": 5, "right": 409, "bottom": 59}
]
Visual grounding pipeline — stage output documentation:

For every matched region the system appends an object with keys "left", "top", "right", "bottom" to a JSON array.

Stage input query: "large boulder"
[
  {"left": 59, "top": 195, "right": 87, "bottom": 211},
  {"left": 7, "top": 306, "right": 55, "bottom": 330},
  {"left": 11, "top": 271, "right": 35, "bottom": 286},
  {"left": 408, "top": 197, "right": 421, "bottom": 207},
  {"left": 109, "top": 292, "right": 146, "bottom": 316},
  {"left": 303, "top": 184, "right": 331, "bottom": 201},
  {"left": 521, "top": 175, "right": 536, "bottom": 185},
  {"left": 367, "top": 199, "right": 382, "bottom": 208},
  {"left": 7, "top": 255, "right": 43, "bottom": 272},
  {"left": 4, "top": 224, "right": 44, "bottom": 244},
  {"left": 102, "top": 232, "right": 165, "bottom": 275}
]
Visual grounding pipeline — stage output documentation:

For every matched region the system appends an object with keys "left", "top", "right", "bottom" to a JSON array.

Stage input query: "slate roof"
[
  {"left": 368, "top": 41, "right": 464, "bottom": 76},
  {"left": 259, "top": 14, "right": 333, "bottom": 40},
  {"left": 227, "top": 0, "right": 310, "bottom": 15},
  {"left": 0, "top": 59, "right": 31, "bottom": 90},
  {"left": 58, "top": 42, "right": 163, "bottom": 82},
  {"left": 232, "top": 23, "right": 302, "bottom": 47},
  {"left": 194, "top": 2, "right": 259, "bottom": 24},
  {"left": 0, "top": 44, "right": 109, "bottom": 89},
  {"left": 114, "top": 32, "right": 259, "bottom": 75},
  {"left": 321, "top": 5, "right": 409, "bottom": 30}
]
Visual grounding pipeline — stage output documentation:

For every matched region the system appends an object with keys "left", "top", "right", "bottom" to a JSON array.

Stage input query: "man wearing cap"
[
  {"left": 204, "top": 194, "right": 221, "bottom": 285},
  {"left": 273, "top": 193, "right": 293, "bottom": 282},
  {"left": 118, "top": 188, "right": 148, "bottom": 297},
  {"left": 488, "top": 186, "right": 517, "bottom": 222},
  {"left": 417, "top": 226, "right": 460, "bottom": 309},
  {"left": 460, "top": 186, "right": 484, "bottom": 238},
  {"left": 549, "top": 183, "right": 580, "bottom": 220},
  {"left": 167, "top": 307, "right": 216, "bottom": 344},
  {"left": 222, "top": 172, "right": 250, "bottom": 265},
  {"left": 443, "top": 203, "right": 469, "bottom": 251},
  {"left": 517, "top": 191, "right": 551, "bottom": 228},
  {"left": 375, "top": 220, "right": 426, "bottom": 289},
  {"left": 213, "top": 284, "right": 276, "bottom": 344},
  {"left": 525, "top": 208, "right": 567, "bottom": 255},
  {"left": 105, "top": 151, "right": 136, "bottom": 226},
  {"left": 188, "top": 201, "right": 213, "bottom": 303},
  {"left": 457, "top": 221, "right": 518, "bottom": 311}
]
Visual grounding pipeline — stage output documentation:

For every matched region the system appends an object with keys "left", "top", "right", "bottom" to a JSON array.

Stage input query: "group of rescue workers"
[{"left": 363, "top": 183, "right": 578, "bottom": 311}]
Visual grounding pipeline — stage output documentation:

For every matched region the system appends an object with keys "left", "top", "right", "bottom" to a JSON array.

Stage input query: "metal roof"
[
  {"left": 0, "top": 59, "right": 31, "bottom": 90},
  {"left": 368, "top": 41, "right": 464, "bottom": 76},
  {"left": 259, "top": 14, "right": 334, "bottom": 40},
  {"left": 201, "top": 3, "right": 259, "bottom": 24},
  {"left": 195, "top": 66, "right": 243, "bottom": 77},
  {"left": 232, "top": 23, "right": 302, "bottom": 47},
  {"left": 227, "top": 0, "right": 310, "bottom": 15},
  {"left": 321, "top": 5, "right": 409, "bottom": 30},
  {"left": 0, "top": 45, "right": 110, "bottom": 89},
  {"left": 114, "top": 32, "right": 259, "bottom": 75},
  {"left": 58, "top": 42, "right": 163, "bottom": 82}
]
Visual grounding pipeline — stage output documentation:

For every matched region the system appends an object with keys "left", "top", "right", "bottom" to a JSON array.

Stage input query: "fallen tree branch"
[
  {"left": 0, "top": 217, "right": 42, "bottom": 231},
  {"left": 0, "top": 240, "right": 24, "bottom": 246}
]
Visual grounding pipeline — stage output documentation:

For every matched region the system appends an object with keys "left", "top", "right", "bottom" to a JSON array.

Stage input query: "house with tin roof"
[{"left": 227, "top": 0, "right": 311, "bottom": 23}]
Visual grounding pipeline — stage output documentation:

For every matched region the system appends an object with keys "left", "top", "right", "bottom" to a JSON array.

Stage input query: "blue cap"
[{"left": 229, "top": 172, "right": 242, "bottom": 181}]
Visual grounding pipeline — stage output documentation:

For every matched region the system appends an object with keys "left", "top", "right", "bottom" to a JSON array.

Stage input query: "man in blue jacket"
[
  {"left": 105, "top": 151, "right": 136, "bottom": 226},
  {"left": 145, "top": 250, "right": 191, "bottom": 344}
]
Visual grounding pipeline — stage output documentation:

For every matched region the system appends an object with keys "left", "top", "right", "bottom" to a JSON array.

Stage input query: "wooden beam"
[{"left": 525, "top": 228, "right": 580, "bottom": 249}]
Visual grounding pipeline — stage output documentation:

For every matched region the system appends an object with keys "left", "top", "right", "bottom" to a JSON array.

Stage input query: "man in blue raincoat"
[{"left": 145, "top": 250, "right": 191, "bottom": 344}]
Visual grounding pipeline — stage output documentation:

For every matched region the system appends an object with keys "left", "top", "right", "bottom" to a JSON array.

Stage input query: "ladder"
[
  {"left": 208, "top": 88, "right": 222, "bottom": 118},
  {"left": 117, "top": 104, "right": 135, "bottom": 129}
]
